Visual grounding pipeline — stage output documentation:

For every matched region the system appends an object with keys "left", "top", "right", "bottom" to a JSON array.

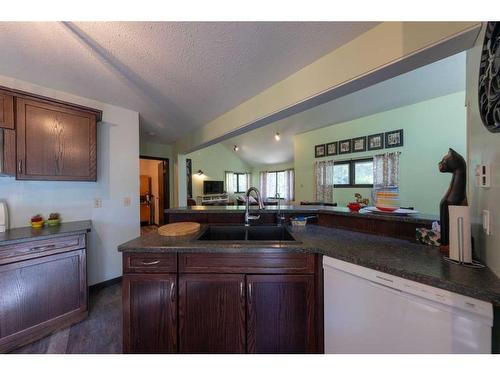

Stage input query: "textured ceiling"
[
  {"left": 221, "top": 52, "right": 466, "bottom": 166},
  {"left": 0, "top": 21, "right": 378, "bottom": 143}
]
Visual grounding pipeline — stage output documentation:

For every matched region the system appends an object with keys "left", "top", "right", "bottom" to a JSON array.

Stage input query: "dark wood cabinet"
[
  {"left": 2, "top": 129, "right": 16, "bottom": 176},
  {"left": 178, "top": 274, "right": 246, "bottom": 353},
  {"left": 122, "top": 274, "right": 177, "bottom": 354},
  {"left": 246, "top": 274, "right": 316, "bottom": 353},
  {"left": 16, "top": 98, "right": 97, "bottom": 181},
  {"left": 0, "top": 92, "right": 14, "bottom": 129},
  {"left": 0, "top": 245, "right": 88, "bottom": 353},
  {"left": 122, "top": 252, "right": 323, "bottom": 354}
]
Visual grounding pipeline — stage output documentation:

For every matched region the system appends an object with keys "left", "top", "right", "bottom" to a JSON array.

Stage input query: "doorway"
[{"left": 139, "top": 156, "right": 170, "bottom": 230}]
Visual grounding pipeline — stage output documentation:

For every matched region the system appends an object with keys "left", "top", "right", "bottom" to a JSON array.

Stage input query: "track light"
[
  {"left": 274, "top": 132, "right": 281, "bottom": 141},
  {"left": 233, "top": 145, "right": 239, "bottom": 152},
  {"left": 197, "top": 169, "right": 204, "bottom": 176}
]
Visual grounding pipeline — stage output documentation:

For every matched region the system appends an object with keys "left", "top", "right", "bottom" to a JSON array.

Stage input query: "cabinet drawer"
[
  {"left": 179, "top": 252, "right": 316, "bottom": 274},
  {"left": 0, "top": 234, "right": 86, "bottom": 265},
  {"left": 123, "top": 253, "right": 177, "bottom": 274}
]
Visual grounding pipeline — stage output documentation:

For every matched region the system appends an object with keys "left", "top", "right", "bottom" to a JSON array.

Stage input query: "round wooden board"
[{"left": 158, "top": 222, "right": 201, "bottom": 237}]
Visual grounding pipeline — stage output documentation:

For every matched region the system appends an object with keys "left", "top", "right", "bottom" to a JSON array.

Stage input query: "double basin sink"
[{"left": 195, "top": 225, "right": 298, "bottom": 243}]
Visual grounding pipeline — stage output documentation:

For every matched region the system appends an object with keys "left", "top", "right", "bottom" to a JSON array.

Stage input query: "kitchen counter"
[
  {"left": 166, "top": 205, "right": 437, "bottom": 225},
  {"left": 118, "top": 224, "right": 500, "bottom": 305},
  {"left": 0, "top": 220, "right": 91, "bottom": 246}
]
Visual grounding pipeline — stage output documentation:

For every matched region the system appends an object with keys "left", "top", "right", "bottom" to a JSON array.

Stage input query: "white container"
[
  {"left": 449, "top": 205, "right": 472, "bottom": 264},
  {"left": 0, "top": 200, "right": 9, "bottom": 232}
]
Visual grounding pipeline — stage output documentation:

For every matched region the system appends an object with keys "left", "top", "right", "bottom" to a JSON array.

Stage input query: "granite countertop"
[
  {"left": 0, "top": 220, "right": 92, "bottom": 246},
  {"left": 166, "top": 205, "right": 438, "bottom": 224},
  {"left": 118, "top": 224, "right": 500, "bottom": 305}
]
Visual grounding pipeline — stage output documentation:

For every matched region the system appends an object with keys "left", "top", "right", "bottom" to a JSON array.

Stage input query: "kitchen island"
[{"left": 119, "top": 216, "right": 500, "bottom": 354}]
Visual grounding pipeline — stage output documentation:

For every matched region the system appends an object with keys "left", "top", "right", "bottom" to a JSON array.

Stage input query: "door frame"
[{"left": 139, "top": 156, "right": 170, "bottom": 224}]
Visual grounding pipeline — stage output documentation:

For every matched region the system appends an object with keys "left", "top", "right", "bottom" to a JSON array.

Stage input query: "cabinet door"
[
  {"left": 0, "top": 249, "right": 87, "bottom": 352},
  {"left": 0, "top": 92, "right": 14, "bottom": 129},
  {"left": 16, "top": 98, "right": 97, "bottom": 181},
  {"left": 178, "top": 274, "right": 245, "bottom": 353},
  {"left": 247, "top": 274, "right": 316, "bottom": 353},
  {"left": 122, "top": 274, "right": 177, "bottom": 353}
]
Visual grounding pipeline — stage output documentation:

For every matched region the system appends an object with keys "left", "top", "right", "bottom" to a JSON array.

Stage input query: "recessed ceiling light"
[
  {"left": 233, "top": 145, "right": 239, "bottom": 152},
  {"left": 274, "top": 132, "right": 281, "bottom": 141}
]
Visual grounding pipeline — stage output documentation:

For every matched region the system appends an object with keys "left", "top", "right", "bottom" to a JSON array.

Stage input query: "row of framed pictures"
[{"left": 314, "top": 129, "right": 404, "bottom": 158}]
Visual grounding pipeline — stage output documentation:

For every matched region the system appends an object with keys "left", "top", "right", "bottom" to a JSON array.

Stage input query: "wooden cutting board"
[{"left": 158, "top": 222, "right": 201, "bottom": 237}]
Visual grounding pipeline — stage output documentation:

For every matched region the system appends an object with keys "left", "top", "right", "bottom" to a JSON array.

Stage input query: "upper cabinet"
[
  {"left": 16, "top": 98, "right": 98, "bottom": 181},
  {"left": 0, "top": 92, "right": 14, "bottom": 130}
]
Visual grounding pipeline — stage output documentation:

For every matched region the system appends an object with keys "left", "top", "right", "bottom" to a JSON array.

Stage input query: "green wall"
[
  {"left": 186, "top": 144, "right": 252, "bottom": 200},
  {"left": 294, "top": 91, "right": 466, "bottom": 215}
]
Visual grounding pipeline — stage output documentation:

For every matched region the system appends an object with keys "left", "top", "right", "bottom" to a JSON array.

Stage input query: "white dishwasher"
[{"left": 323, "top": 256, "right": 493, "bottom": 354}]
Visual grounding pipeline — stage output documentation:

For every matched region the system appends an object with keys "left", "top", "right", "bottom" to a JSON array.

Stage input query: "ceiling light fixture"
[
  {"left": 274, "top": 132, "right": 281, "bottom": 141},
  {"left": 233, "top": 145, "right": 239, "bottom": 152},
  {"left": 197, "top": 169, "right": 204, "bottom": 176}
]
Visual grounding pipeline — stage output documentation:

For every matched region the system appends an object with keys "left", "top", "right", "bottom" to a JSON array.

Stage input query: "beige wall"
[{"left": 466, "top": 24, "right": 500, "bottom": 277}]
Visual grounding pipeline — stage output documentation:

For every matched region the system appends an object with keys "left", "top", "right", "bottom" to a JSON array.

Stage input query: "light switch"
[
  {"left": 482, "top": 210, "right": 491, "bottom": 235},
  {"left": 94, "top": 198, "right": 102, "bottom": 208},
  {"left": 123, "top": 197, "right": 131, "bottom": 207}
]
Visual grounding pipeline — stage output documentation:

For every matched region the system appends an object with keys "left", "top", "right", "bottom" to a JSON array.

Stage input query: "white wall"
[
  {"left": 0, "top": 74, "right": 140, "bottom": 285},
  {"left": 466, "top": 25, "right": 500, "bottom": 277}
]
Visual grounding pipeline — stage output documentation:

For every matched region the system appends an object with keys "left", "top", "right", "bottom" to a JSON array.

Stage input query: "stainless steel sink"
[{"left": 195, "top": 225, "right": 297, "bottom": 242}]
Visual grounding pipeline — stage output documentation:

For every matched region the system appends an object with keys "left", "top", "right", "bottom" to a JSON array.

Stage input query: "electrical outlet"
[
  {"left": 94, "top": 198, "right": 102, "bottom": 208},
  {"left": 123, "top": 197, "right": 131, "bottom": 207}
]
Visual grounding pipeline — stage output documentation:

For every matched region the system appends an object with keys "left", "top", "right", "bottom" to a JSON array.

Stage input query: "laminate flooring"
[{"left": 10, "top": 282, "right": 122, "bottom": 354}]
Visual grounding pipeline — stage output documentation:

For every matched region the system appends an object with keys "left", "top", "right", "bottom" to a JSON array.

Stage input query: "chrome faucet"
[
  {"left": 244, "top": 187, "right": 265, "bottom": 226},
  {"left": 276, "top": 193, "right": 285, "bottom": 226}
]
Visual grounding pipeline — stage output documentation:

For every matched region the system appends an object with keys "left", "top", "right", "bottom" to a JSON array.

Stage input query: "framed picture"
[
  {"left": 385, "top": 129, "right": 404, "bottom": 148},
  {"left": 367, "top": 133, "right": 384, "bottom": 150},
  {"left": 339, "top": 139, "right": 351, "bottom": 154},
  {"left": 326, "top": 141, "right": 338, "bottom": 156},
  {"left": 352, "top": 136, "right": 367, "bottom": 152},
  {"left": 314, "top": 144, "right": 326, "bottom": 158},
  {"left": 186, "top": 158, "right": 193, "bottom": 198}
]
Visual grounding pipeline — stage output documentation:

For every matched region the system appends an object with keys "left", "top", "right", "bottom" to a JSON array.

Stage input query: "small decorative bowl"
[
  {"left": 46, "top": 218, "right": 61, "bottom": 226},
  {"left": 376, "top": 205, "right": 399, "bottom": 212},
  {"left": 347, "top": 202, "right": 361, "bottom": 212},
  {"left": 31, "top": 221, "right": 44, "bottom": 229}
]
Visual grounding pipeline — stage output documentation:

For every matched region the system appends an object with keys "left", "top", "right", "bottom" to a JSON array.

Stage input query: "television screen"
[{"left": 203, "top": 180, "right": 224, "bottom": 195}]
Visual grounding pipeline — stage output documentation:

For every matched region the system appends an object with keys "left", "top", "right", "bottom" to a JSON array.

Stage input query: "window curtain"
[
  {"left": 314, "top": 160, "right": 335, "bottom": 203},
  {"left": 373, "top": 152, "right": 400, "bottom": 188},
  {"left": 225, "top": 171, "right": 235, "bottom": 194},
  {"left": 245, "top": 173, "right": 251, "bottom": 192},
  {"left": 259, "top": 171, "right": 268, "bottom": 198},
  {"left": 283, "top": 169, "right": 295, "bottom": 202}
]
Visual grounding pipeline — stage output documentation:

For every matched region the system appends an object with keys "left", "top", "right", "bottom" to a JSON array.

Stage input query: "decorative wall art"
[
  {"left": 367, "top": 133, "right": 384, "bottom": 150},
  {"left": 385, "top": 129, "right": 404, "bottom": 148},
  {"left": 315, "top": 144, "right": 326, "bottom": 158},
  {"left": 352, "top": 136, "right": 367, "bottom": 152},
  {"left": 339, "top": 139, "right": 351, "bottom": 154},
  {"left": 326, "top": 141, "right": 338, "bottom": 156}
]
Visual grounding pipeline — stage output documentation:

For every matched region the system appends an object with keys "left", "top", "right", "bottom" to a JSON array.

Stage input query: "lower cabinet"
[
  {"left": 122, "top": 252, "right": 322, "bottom": 354},
  {"left": 247, "top": 275, "right": 316, "bottom": 353},
  {"left": 178, "top": 274, "right": 246, "bottom": 353},
  {"left": 122, "top": 274, "right": 177, "bottom": 353}
]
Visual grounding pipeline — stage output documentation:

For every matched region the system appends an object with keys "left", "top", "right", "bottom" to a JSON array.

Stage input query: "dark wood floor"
[{"left": 11, "top": 282, "right": 122, "bottom": 354}]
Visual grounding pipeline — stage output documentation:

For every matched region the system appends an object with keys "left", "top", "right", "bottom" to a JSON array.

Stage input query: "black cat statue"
[{"left": 438, "top": 148, "right": 468, "bottom": 253}]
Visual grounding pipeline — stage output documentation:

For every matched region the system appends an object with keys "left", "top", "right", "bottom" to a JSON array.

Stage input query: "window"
[
  {"left": 260, "top": 169, "right": 294, "bottom": 201},
  {"left": 233, "top": 173, "right": 248, "bottom": 193},
  {"left": 333, "top": 158, "right": 373, "bottom": 187}
]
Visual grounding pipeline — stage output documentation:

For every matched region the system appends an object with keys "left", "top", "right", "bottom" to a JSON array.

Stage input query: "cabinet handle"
[
  {"left": 170, "top": 283, "right": 175, "bottom": 302},
  {"left": 30, "top": 244, "right": 57, "bottom": 251},
  {"left": 18, "top": 160, "right": 22, "bottom": 174},
  {"left": 240, "top": 281, "right": 244, "bottom": 297},
  {"left": 140, "top": 260, "right": 160, "bottom": 265},
  {"left": 248, "top": 282, "right": 252, "bottom": 300}
]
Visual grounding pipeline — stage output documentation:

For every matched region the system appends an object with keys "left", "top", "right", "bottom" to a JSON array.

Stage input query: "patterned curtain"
[
  {"left": 259, "top": 171, "right": 268, "bottom": 198},
  {"left": 284, "top": 169, "right": 295, "bottom": 202},
  {"left": 373, "top": 152, "right": 400, "bottom": 188},
  {"left": 225, "top": 171, "right": 235, "bottom": 194},
  {"left": 314, "top": 160, "right": 335, "bottom": 203}
]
